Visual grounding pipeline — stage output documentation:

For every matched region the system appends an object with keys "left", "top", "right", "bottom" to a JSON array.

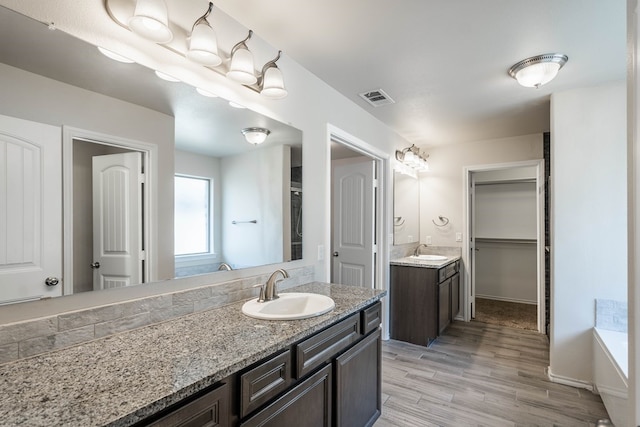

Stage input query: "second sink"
[{"left": 242, "top": 292, "right": 335, "bottom": 320}]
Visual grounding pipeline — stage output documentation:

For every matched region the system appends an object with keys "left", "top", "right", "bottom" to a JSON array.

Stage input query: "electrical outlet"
[
  {"left": 425, "top": 236, "right": 432, "bottom": 245},
  {"left": 456, "top": 232, "right": 462, "bottom": 242},
  {"left": 317, "top": 245, "right": 324, "bottom": 261}
]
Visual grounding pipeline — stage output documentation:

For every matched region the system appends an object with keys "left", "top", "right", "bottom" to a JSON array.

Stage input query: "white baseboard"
[
  {"left": 546, "top": 366, "right": 594, "bottom": 391},
  {"left": 476, "top": 294, "right": 537, "bottom": 305}
]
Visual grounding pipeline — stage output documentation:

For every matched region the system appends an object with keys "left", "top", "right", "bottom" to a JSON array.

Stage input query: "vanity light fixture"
[
  {"left": 227, "top": 30, "right": 257, "bottom": 85},
  {"left": 259, "top": 51, "right": 287, "bottom": 99},
  {"left": 128, "top": 0, "right": 173, "bottom": 44},
  {"left": 508, "top": 53, "right": 568, "bottom": 88},
  {"left": 242, "top": 127, "right": 270, "bottom": 145},
  {"left": 186, "top": 2, "right": 221, "bottom": 66},
  {"left": 108, "top": 0, "right": 288, "bottom": 98},
  {"left": 395, "top": 144, "right": 429, "bottom": 172}
]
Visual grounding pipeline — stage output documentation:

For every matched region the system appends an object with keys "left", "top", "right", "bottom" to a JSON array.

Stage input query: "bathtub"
[{"left": 593, "top": 328, "right": 628, "bottom": 427}]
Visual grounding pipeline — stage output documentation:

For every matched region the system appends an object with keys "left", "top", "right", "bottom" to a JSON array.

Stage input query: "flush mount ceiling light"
[
  {"left": 227, "top": 30, "right": 257, "bottom": 85},
  {"left": 508, "top": 53, "right": 568, "bottom": 88},
  {"left": 186, "top": 2, "right": 221, "bottom": 67},
  {"left": 128, "top": 0, "right": 173, "bottom": 43},
  {"left": 242, "top": 127, "right": 270, "bottom": 145},
  {"left": 395, "top": 144, "right": 429, "bottom": 173}
]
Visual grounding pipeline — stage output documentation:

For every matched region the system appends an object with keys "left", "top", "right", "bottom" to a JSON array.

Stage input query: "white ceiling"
[
  {"left": 0, "top": 1, "right": 627, "bottom": 153},
  {"left": 215, "top": 0, "right": 627, "bottom": 147}
]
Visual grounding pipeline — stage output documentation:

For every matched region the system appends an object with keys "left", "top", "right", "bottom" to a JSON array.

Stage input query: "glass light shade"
[
  {"left": 187, "top": 23, "right": 222, "bottom": 66},
  {"left": 242, "top": 128, "right": 270, "bottom": 145},
  {"left": 260, "top": 67, "right": 288, "bottom": 99},
  {"left": 227, "top": 48, "right": 257, "bottom": 85},
  {"left": 128, "top": 0, "right": 173, "bottom": 43},
  {"left": 403, "top": 151, "right": 415, "bottom": 165},
  {"left": 514, "top": 62, "right": 561, "bottom": 88}
]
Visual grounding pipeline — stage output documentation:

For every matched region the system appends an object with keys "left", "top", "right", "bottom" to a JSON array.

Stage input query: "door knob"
[
  {"left": 45, "top": 277, "right": 59, "bottom": 287},
  {"left": 90, "top": 262, "right": 101, "bottom": 269},
  {"left": 333, "top": 252, "right": 339, "bottom": 257}
]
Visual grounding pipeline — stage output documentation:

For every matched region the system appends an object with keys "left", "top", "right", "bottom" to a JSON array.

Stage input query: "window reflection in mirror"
[{"left": 393, "top": 170, "right": 420, "bottom": 244}]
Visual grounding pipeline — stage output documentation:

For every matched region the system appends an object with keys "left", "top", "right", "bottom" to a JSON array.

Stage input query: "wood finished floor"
[{"left": 376, "top": 321, "right": 609, "bottom": 427}]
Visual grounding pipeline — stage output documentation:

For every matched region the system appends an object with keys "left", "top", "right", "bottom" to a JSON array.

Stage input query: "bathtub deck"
[{"left": 376, "top": 321, "right": 609, "bottom": 426}]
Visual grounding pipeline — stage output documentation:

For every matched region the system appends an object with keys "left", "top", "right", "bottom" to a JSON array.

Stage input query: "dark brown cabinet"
[
  {"left": 390, "top": 260, "right": 460, "bottom": 346},
  {"left": 136, "top": 301, "right": 382, "bottom": 427}
]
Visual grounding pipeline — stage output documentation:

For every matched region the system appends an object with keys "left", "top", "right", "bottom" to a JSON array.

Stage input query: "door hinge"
[
  {"left": 372, "top": 244, "right": 378, "bottom": 254},
  {"left": 373, "top": 178, "right": 378, "bottom": 188},
  {"left": 139, "top": 172, "right": 146, "bottom": 184},
  {"left": 139, "top": 250, "right": 146, "bottom": 260}
]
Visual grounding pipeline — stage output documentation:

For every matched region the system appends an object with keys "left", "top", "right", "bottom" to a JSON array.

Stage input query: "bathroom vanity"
[
  {"left": 390, "top": 256, "right": 460, "bottom": 346},
  {"left": 0, "top": 283, "right": 385, "bottom": 426}
]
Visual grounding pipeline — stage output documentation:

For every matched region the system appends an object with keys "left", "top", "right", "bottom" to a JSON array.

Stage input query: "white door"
[
  {"left": 331, "top": 157, "right": 375, "bottom": 288},
  {"left": 92, "top": 152, "right": 143, "bottom": 290},
  {"left": 0, "top": 114, "right": 62, "bottom": 304}
]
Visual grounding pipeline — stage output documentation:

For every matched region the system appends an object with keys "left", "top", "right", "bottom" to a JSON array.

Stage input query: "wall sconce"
[
  {"left": 107, "top": 0, "right": 288, "bottom": 99},
  {"left": 395, "top": 145, "right": 429, "bottom": 173},
  {"left": 242, "top": 127, "right": 270, "bottom": 145},
  {"left": 508, "top": 53, "right": 568, "bottom": 88}
]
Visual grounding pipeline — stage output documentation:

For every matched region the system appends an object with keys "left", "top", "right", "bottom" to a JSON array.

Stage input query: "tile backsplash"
[{"left": 0, "top": 266, "right": 314, "bottom": 365}]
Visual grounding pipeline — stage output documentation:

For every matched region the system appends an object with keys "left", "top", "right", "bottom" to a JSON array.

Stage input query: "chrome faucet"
[
  {"left": 414, "top": 243, "right": 428, "bottom": 256},
  {"left": 217, "top": 262, "right": 232, "bottom": 271},
  {"left": 264, "top": 269, "right": 289, "bottom": 301}
]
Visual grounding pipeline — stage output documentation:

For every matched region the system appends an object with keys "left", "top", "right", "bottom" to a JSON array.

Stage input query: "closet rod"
[
  {"left": 475, "top": 237, "right": 536, "bottom": 244},
  {"left": 474, "top": 179, "right": 536, "bottom": 186}
]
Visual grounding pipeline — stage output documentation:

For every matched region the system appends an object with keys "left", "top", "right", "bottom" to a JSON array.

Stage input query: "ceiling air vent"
[{"left": 358, "top": 89, "right": 395, "bottom": 107}]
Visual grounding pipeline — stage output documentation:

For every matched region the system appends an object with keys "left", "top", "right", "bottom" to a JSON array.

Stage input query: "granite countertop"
[
  {"left": 0, "top": 282, "right": 386, "bottom": 427},
  {"left": 390, "top": 254, "right": 460, "bottom": 268}
]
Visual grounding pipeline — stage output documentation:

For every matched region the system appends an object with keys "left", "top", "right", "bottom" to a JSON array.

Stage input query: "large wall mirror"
[
  {"left": 0, "top": 5, "right": 303, "bottom": 305},
  {"left": 393, "top": 171, "right": 420, "bottom": 244}
]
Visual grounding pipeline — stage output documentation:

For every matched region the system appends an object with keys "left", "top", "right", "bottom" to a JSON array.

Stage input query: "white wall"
[
  {"left": 221, "top": 145, "right": 288, "bottom": 268},
  {"left": 0, "top": 62, "right": 175, "bottom": 281},
  {"left": 419, "top": 134, "right": 543, "bottom": 247},
  {"left": 550, "top": 81, "right": 627, "bottom": 385}
]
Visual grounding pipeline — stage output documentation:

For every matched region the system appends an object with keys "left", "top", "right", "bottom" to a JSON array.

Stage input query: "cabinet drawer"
[
  {"left": 146, "top": 382, "right": 229, "bottom": 427},
  {"left": 361, "top": 301, "right": 381, "bottom": 335},
  {"left": 240, "top": 350, "right": 292, "bottom": 418},
  {"left": 295, "top": 314, "right": 360, "bottom": 379},
  {"left": 438, "top": 261, "right": 459, "bottom": 283}
]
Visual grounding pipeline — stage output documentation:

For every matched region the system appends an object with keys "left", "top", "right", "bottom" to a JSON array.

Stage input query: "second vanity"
[
  {"left": 390, "top": 254, "right": 461, "bottom": 346},
  {"left": 0, "top": 282, "right": 385, "bottom": 426}
]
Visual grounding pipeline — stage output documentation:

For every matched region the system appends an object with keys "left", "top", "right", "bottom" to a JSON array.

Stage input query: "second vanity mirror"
[
  {"left": 393, "top": 170, "right": 420, "bottom": 244},
  {"left": 0, "top": 5, "right": 302, "bottom": 304}
]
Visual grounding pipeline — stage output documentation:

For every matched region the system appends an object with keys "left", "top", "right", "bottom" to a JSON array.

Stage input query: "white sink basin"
[
  {"left": 410, "top": 254, "right": 448, "bottom": 261},
  {"left": 242, "top": 292, "right": 335, "bottom": 320}
]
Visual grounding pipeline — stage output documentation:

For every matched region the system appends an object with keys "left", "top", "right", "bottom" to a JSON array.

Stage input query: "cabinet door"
[
  {"left": 241, "top": 365, "right": 332, "bottom": 427},
  {"left": 390, "top": 265, "right": 438, "bottom": 345},
  {"left": 438, "top": 278, "right": 451, "bottom": 334},
  {"left": 334, "top": 329, "right": 381, "bottom": 427},
  {"left": 451, "top": 273, "right": 460, "bottom": 320}
]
